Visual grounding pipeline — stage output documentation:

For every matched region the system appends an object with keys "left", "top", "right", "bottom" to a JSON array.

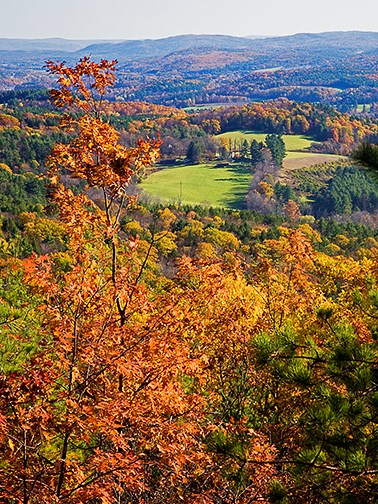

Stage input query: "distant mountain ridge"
[
  {"left": 76, "top": 31, "right": 378, "bottom": 61},
  {"left": 1, "top": 31, "right": 377, "bottom": 62},
  {"left": 257, "top": 31, "right": 378, "bottom": 49},
  {"left": 77, "top": 34, "right": 258, "bottom": 61},
  {"left": 0, "top": 32, "right": 377, "bottom": 109},
  {"left": 0, "top": 38, "right": 123, "bottom": 52}
]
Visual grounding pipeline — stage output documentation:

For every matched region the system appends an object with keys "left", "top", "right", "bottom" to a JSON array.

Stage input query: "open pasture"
[
  {"left": 216, "top": 130, "right": 316, "bottom": 151},
  {"left": 140, "top": 163, "right": 252, "bottom": 209},
  {"left": 141, "top": 129, "right": 346, "bottom": 209}
]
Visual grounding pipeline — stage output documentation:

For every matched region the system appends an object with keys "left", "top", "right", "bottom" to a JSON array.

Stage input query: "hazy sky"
[{"left": 1, "top": 0, "right": 377, "bottom": 40}]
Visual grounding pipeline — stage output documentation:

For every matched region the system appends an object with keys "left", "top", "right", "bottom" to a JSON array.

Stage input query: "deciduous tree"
[{"left": 0, "top": 58, "right": 211, "bottom": 503}]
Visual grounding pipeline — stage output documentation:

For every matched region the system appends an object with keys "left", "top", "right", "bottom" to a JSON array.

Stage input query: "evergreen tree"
[
  {"left": 250, "top": 140, "right": 264, "bottom": 166},
  {"left": 312, "top": 166, "right": 378, "bottom": 217},
  {"left": 240, "top": 139, "right": 249, "bottom": 160},
  {"left": 186, "top": 140, "right": 202, "bottom": 164},
  {"left": 265, "top": 133, "right": 286, "bottom": 166},
  {"left": 353, "top": 142, "right": 378, "bottom": 180}
]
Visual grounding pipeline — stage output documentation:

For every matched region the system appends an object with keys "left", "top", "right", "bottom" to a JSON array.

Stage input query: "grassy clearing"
[
  {"left": 253, "top": 67, "right": 282, "bottom": 73},
  {"left": 141, "top": 129, "right": 347, "bottom": 209},
  {"left": 140, "top": 164, "right": 252, "bottom": 209},
  {"left": 356, "top": 104, "right": 371, "bottom": 113},
  {"left": 183, "top": 104, "right": 225, "bottom": 112},
  {"left": 141, "top": 155, "right": 347, "bottom": 209},
  {"left": 216, "top": 130, "right": 315, "bottom": 151},
  {"left": 183, "top": 102, "right": 245, "bottom": 112}
]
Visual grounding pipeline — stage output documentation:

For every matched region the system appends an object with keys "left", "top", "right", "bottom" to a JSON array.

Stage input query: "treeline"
[
  {"left": 1, "top": 94, "right": 378, "bottom": 174},
  {"left": 0, "top": 164, "right": 46, "bottom": 213},
  {"left": 191, "top": 100, "right": 378, "bottom": 151},
  {"left": 113, "top": 48, "right": 378, "bottom": 111},
  {"left": 0, "top": 88, "right": 50, "bottom": 106},
  {"left": 2, "top": 191, "right": 377, "bottom": 261},
  {"left": 215, "top": 64, "right": 378, "bottom": 111}
]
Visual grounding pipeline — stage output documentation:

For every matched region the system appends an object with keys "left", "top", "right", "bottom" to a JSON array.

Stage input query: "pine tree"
[
  {"left": 250, "top": 139, "right": 264, "bottom": 167},
  {"left": 186, "top": 140, "right": 202, "bottom": 164},
  {"left": 265, "top": 133, "right": 286, "bottom": 166}
]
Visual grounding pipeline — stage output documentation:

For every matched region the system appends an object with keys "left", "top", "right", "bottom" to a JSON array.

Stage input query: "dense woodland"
[{"left": 0, "top": 56, "right": 378, "bottom": 504}]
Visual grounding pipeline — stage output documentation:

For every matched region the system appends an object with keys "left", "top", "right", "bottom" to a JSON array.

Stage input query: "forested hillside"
[
  {"left": 0, "top": 58, "right": 378, "bottom": 504},
  {"left": 1, "top": 32, "right": 378, "bottom": 111}
]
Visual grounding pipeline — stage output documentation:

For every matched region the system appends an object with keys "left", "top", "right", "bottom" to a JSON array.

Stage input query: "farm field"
[
  {"left": 283, "top": 152, "right": 346, "bottom": 169},
  {"left": 140, "top": 155, "right": 346, "bottom": 209},
  {"left": 141, "top": 132, "right": 346, "bottom": 209},
  {"left": 253, "top": 67, "right": 282, "bottom": 73},
  {"left": 183, "top": 102, "right": 246, "bottom": 112},
  {"left": 216, "top": 130, "right": 316, "bottom": 151},
  {"left": 140, "top": 164, "right": 252, "bottom": 209},
  {"left": 356, "top": 104, "right": 371, "bottom": 112}
]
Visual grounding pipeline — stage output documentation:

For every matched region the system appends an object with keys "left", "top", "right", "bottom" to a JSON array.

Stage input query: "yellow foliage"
[
  {"left": 335, "top": 234, "right": 350, "bottom": 247},
  {"left": 158, "top": 207, "right": 177, "bottom": 229},
  {"left": 155, "top": 231, "right": 177, "bottom": 257},
  {"left": 195, "top": 242, "right": 217, "bottom": 259},
  {"left": 212, "top": 216, "right": 224, "bottom": 228},
  {"left": 0, "top": 113, "right": 20, "bottom": 129},
  {"left": 204, "top": 227, "right": 240, "bottom": 251},
  {"left": 18, "top": 212, "right": 37, "bottom": 225},
  {"left": 324, "top": 243, "right": 342, "bottom": 256},
  {"left": 250, "top": 226, "right": 268, "bottom": 239},
  {"left": 256, "top": 181, "right": 274, "bottom": 198},
  {"left": 298, "top": 223, "right": 322, "bottom": 243},
  {"left": 0, "top": 237, "right": 8, "bottom": 254},
  {"left": 24, "top": 217, "right": 66, "bottom": 243},
  {"left": 0, "top": 163, "right": 12, "bottom": 174},
  {"left": 123, "top": 220, "right": 145, "bottom": 238},
  {"left": 179, "top": 220, "right": 204, "bottom": 240}
]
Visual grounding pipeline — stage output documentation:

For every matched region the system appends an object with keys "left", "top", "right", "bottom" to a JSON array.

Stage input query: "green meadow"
[
  {"left": 140, "top": 164, "right": 252, "bottom": 209},
  {"left": 356, "top": 104, "right": 371, "bottom": 113},
  {"left": 216, "top": 131, "right": 315, "bottom": 151},
  {"left": 141, "top": 131, "right": 345, "bottom": 209}
]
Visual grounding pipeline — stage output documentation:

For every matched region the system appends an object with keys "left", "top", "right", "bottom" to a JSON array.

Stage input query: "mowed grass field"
[
  {"left": 141, "top": 131, "right": 346, "bottom": 209},
  {"left": 140, "top": 164, "right": 252, "bottom": 209},
  {"left": 216, "top": 131, "right": 315, "bottom": 151}
]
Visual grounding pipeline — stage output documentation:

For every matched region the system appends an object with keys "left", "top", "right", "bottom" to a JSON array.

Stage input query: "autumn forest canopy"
[{"left": 0, "top": 45, "right": 378, "bottom": 504}]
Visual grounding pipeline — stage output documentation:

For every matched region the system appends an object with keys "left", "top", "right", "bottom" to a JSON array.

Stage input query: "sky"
[{"left": 1, "top": 0, "right": 377, "bottom": 40}]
